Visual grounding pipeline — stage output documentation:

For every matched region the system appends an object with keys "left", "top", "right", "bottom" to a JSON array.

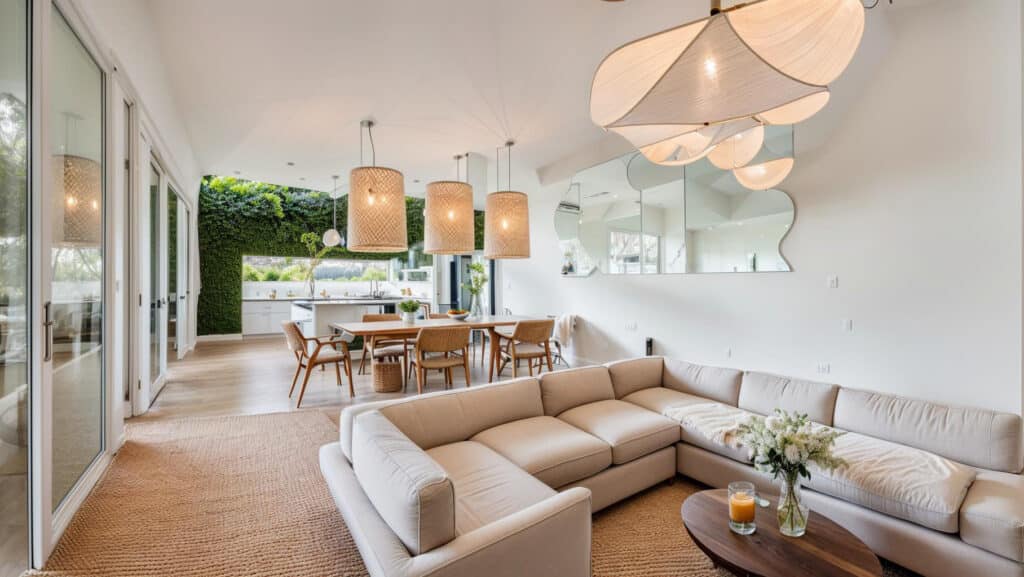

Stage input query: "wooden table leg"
[{"left": 488, "top": 327, "right": 498, "bottom": 383}]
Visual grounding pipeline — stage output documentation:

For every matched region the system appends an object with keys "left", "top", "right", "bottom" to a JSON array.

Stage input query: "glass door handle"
[{"left": 43, "top": 301, "right": 55, "bottom": 362}]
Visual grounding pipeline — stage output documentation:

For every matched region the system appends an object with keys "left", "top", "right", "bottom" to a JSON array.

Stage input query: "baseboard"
[{"left": 197, "top": 333, "right": 243, "bottom": 342}]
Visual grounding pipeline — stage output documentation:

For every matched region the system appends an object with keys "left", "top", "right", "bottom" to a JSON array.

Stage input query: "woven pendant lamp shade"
[
  {"left": 347, "top": 166, "right": 407, "bottom": 253},
  {"left": 424, "top": 180, "right": 474, "bottom": 255},
  {"left": 484, "top": 191, "right": 529, "bottom": 259},
  {"left": 54, "top": 154, "right": 101, "bottom": 246},
  {"left": 591, "top": 0, "right": 863, "bottom": 165}
]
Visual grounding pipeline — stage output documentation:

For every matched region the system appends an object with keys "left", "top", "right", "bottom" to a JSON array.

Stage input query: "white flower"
[{"left": 784, "top": 444, "right": 800, "bottom": 463}]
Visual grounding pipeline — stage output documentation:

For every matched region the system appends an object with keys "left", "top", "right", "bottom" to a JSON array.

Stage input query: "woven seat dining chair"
[
  {"left": 281, "top": 320, "right": 354, "bottom": 407},
  {"left": 494, "top": 318, "right": 556, "bottom": 380},
  {"left": 357, "top": 313, "right": 407, "bottom": 381},
  {"left": 410, "top": 326, "right": 471, "bottom": 394}
]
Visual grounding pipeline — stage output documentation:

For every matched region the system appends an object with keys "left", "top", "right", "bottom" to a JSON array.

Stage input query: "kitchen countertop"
[{"left": 243, "top": 296, "right": 429, "bottom": 303}]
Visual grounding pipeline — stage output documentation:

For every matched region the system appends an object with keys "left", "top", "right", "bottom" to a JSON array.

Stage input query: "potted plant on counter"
[
  {"left": 462, "top": 262, "right": 488, "bottom": 318},
  {"left": 398, "top": 299, "right": 421, "bottom": 324}
]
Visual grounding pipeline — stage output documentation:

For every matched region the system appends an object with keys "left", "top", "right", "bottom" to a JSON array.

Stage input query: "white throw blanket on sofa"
[{"left": 663, "top": 402, "right": 751, "bottom": 450}]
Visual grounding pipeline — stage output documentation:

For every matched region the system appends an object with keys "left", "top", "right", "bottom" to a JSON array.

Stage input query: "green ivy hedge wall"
[{"left": 197, "top": 176, "right": 485, "bottom": 335}]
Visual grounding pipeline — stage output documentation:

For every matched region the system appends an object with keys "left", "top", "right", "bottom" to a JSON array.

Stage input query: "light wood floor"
[{"left": 139, "top": 335, "right": 553, "bottom": 422}]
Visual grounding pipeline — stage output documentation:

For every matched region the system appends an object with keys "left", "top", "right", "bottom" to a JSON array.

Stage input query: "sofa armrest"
[{"left": 408, "top": 487, "right": 592, "bottom": 577}]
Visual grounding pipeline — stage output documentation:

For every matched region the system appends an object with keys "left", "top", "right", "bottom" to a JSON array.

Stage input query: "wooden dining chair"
[
  {"left": 281, "top": 320, "right": 354, "bottom": 407},
  {"left": 358, "top": 313, "right": 406, "bottom": 378},
  {"left": 410, "top": 326, "right": 471, "bottom": 394},
  {"left": 494, "top": 319, "right": 555, "bottom": 379}
]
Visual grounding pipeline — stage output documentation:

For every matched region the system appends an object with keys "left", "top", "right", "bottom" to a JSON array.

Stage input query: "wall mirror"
[{"left": 559, "top": 125, "right": 795, "bottom": 275}]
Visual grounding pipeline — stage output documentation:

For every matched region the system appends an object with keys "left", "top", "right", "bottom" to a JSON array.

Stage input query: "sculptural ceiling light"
[
  {"left": 424, "top": 154, "right": 475, "bottom": 255},
  {"left": 590, "top": 0, "right": 864, "bottom": 169}
]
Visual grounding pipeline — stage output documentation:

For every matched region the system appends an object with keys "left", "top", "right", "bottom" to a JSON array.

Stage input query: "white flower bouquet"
[{"left": 735, "top": 409, "right": 846, "bottom": 536}]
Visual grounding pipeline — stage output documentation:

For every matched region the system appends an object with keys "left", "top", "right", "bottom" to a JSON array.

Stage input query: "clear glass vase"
[
  {"left": 777, "top": 474, "right": 809, "bottom": 537},
  {"left": 469, "top": 293, "right": 483, "bottom": 318}
]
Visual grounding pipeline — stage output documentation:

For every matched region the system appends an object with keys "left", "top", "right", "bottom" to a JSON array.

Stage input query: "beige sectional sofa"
[{"left": 320, "top": 357, "right": 1024, "bottom": 577}]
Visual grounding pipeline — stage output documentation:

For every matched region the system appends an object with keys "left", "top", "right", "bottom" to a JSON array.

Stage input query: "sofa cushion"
[
  {"left": 959, "top": 470, "right": 1024, "bottom": 562},
  {"left": 833, "top": 388, "right": 1024, "bottom": 474},
  {"left": 605, "top": 357, "right": 664, "bottom": 398},
  {"left": 621, "top": 387, "right": 709, "bottom": 415},
  {"left": 351, "top": 411, "right": 455, "bottom": 554},
  {"left": 739, "top": 371, "right": 839, "bottom": 426},
  {"left": 806, "top": 431, "right": 977, "bottom": 533},
  {"left": 558, "top": 400, "right": 680, "bottom": 465},
  {"left": 427, "top": 441, "right": 556, "bottom": 536},
  {"left": 471, "top": 416, "right": 612, "bottom": 488},
  {"left": 663, "top": 359, "right": 743, "bottom": 406},
  {"left": 539, "top": 366, "right": 615, "bottom": 416},
  {"left": 378, "top": 377, "right": 544, "bottom": 450}
]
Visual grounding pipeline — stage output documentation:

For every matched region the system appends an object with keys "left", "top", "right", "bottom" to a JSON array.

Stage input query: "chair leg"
[
  {"left": 545, "top": 342, "right": 554, "bottom": 372},
  {"left": 334, "top": 361, "right": 342, "bottom": 386},
  {"left": 296, "top": 365, "right": 314, "bottom": 408},
  {"left": 527, "top": 358, "right": 533, "bottom": 376},
  {"left": 288, "top": 361, "right": 303, "bottom": 398},
  {"left": 512, "top": 352, "right": 518, "bottom": 378},
  {"left": 463, "top": 347, "right": 471, "bottom": 387},
  {"left": 345, "top": 356, "right": 355, "bottom": 397}
]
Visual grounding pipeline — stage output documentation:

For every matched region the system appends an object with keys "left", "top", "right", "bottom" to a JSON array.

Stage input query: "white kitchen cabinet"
[{"left": 242, "top": 300, "right": 293, "bottom": 335}]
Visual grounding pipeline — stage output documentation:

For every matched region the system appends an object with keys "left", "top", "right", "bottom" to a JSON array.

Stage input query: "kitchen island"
[{"left": 289, "top": 297, "right": 431, "bottom": 343}]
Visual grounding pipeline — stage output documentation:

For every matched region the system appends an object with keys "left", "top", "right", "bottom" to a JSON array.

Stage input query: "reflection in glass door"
[
  {"left": 0, "top": 0, "right": 30, "bottom": 572},
  {"left": 148, "top": 164, "right": 165, "bottom": 391},
  {"left": 49, "top": 6, "right": 105, "bottom": 511},
  {"left": 167, "top": 189, "right": 177, "bottom": 362}
]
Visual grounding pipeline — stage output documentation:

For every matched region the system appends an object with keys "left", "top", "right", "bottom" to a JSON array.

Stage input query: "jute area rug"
[{"left": 27, "top": 411, "right": 915, "bottom": 577}]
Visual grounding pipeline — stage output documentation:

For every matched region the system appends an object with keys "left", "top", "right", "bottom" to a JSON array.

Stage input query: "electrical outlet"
[
  {"left": 826, "top": 275, "right": 839, "bottom": 289},
  {"left": 625, "top": 321, "right": 638, "bottom": 332},
  {"left": 817, "top": 363, "right": 831, "bottom": 375}
]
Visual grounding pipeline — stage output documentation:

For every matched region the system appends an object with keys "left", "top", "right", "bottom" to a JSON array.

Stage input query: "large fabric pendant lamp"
[
  {"left": 484, "top": 141, "right": 530, "bottom": 260},
  {"left": 54, "top": 112, "right": 101, "bottom": 246},
  {"left": 590, "top": 0, "right": 863, "bottom": 165},
  {"left": 347, "top": 120, "right": 407, "bottom": 253},
  {"left": 424, "top": 154, "right": 474, "bottom": 255},
  {"left": 322, "top": 175, "right": 343, "bottom": 247}
]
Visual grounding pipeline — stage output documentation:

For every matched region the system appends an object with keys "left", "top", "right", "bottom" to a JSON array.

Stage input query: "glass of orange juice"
[{"left": 728, "top": 481, "right": 757, "bottom": 535}]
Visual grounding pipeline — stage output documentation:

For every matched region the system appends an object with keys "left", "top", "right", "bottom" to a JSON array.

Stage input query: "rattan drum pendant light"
[
  {"left": 424, "top": 154, "right": 474, "bottom": 255},
  {"left": 55, "top": 112, "right": 101, "bottom": 246},
  {"left": 484, "top": 141, "right": 530, "bottom": 260},
  {"left": 347, "top": 120, "right": 407, "bottom": 253},
  {"left": 590, "top": 0, "right": 863, "bottom": 166}
]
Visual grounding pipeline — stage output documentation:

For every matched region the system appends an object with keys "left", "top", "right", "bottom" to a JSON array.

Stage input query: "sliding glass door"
[
  {"left": 168, "top": 191, "right": 188, "bottom": 362},
  {"left": 147, "top": 163, "right": 166, "bottom": 393},
  {"left": 0, "top": 0, "right": 30, "bottom": 573},
  {"left": 47, "top": 3, "right": 105, "bottom": 511}
]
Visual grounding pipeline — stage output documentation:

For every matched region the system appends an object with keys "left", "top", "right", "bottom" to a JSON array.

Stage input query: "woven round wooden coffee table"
[{"left": 681, "top": 489, "right": 882, "bottom": 577}]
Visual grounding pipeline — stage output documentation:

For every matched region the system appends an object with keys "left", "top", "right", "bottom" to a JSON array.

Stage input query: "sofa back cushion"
[
  {"left": 377, "top": 378, "right": 543, "bottom": 450},
  {"left": 539, "top": 366, "right": 615, "bottom": 416},
  {"left": 662, "top": 359, "right": 743, "bottom": 406},
  {"left": 351, "top": 411, "right": 456, "bottom": 555},
  {"left": 834, "top": 388, "right": 1024, "bottom": 474},
  {"left": 606, "top": 357, "right": 664, "bottom": 398},
  {"left": 739, "top": 371, "right": 839, "bottom": 426}
]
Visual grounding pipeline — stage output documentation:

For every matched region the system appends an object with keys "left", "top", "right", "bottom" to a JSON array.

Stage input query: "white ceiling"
[
  {"left": 148, "top": 0, "right": 925, "bottom": 196},
  {"left": 148, "top": 0, "right": 712, "bottom": 195}
]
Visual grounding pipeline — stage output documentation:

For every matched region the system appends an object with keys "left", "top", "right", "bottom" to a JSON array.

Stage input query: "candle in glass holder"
[{"left": 728, "top": 481, "right": 757, "bottom": 535}]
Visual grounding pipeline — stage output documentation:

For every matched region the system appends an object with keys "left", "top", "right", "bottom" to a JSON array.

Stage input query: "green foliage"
[
  {"left": 262, "top": 269, "right": 280, "bottom": 282},
  {"left": 398, "top": 299, "right": 421, "bottom": 313},
  {"left": 242, "top": 263, "right": 261, "bottom": 281},
  {"left": 198, "top": 175, "right": 485, "bottom": 334},
  {"left": 463, "top": 261, "right": 488, "bottom": 296}
]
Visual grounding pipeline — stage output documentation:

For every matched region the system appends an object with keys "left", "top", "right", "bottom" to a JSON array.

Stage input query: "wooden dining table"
[{"left": 330, "top": 315, "right": 535, "bottom": 384}]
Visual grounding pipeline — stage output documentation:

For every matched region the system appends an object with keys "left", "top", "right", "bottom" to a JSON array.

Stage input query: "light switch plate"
[{"left": 826, "top": 276, "right": 839, "bottom": 289}]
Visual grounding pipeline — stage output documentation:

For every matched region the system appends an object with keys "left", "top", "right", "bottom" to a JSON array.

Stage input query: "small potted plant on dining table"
[
  {"left": 462, "top": 262, "right": 488, "bottom": 318},
  {"left": 735, "top": 409, "right": 846, "bottom": 537},
  {"left": 398, "top": 299, "right": 421, "bottom": 324}
]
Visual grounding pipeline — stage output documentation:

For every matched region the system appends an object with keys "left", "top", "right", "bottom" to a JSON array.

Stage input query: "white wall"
[{"left": 502, "top": 0, "right": 1024, "bottom": 415}]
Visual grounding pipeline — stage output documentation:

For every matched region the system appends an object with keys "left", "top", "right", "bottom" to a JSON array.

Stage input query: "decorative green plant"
[
  {"left": 300, "top": 232, "right": 331, "bottom": 296},
  {"left": 197, "top": 175, "right": 484, "bottom": 335},
  {"left": 398, "top": 299, "right": 421, "bottom": 313},
  {"left": 463, "top": 262, "right": 488, "bottom": 296}
]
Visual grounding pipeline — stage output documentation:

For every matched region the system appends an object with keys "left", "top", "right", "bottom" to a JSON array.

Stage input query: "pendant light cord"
[
  {"left": 331, "top": 176, "right": 338, "bottom": 228},
  {"left": 359, "top": 120, "right": 377, "bottom": 166}
]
